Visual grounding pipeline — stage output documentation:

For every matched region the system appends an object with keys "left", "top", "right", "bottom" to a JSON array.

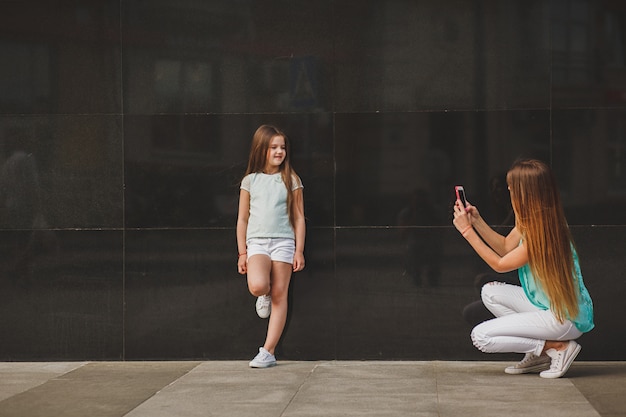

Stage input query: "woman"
[{"left": 452, "top": 159, "right": 593, "bottom": 378}]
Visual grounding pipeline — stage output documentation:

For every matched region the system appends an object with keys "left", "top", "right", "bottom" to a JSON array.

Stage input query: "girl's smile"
[{"left": 265, "top": 135, "right": 286, "bottom": 174}]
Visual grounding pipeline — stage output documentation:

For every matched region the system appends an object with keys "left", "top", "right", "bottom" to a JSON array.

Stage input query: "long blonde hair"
[
  {"left": 507, "top": 159, "right": 578, "bottom": 322},
  {"left": 243, "top": 124, "right": 300, "bottom": 228}
]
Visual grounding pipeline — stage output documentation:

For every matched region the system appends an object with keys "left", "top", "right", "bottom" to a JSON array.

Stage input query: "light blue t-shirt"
[
  {"left": 241, "top": 172, "right": 303, "bottom": 241},
  {"left": 518, "top": 247, "right": 594, "bottom": 333}
]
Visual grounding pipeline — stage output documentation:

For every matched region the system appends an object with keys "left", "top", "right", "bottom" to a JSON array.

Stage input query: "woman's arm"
[
  {"left": 236, "top": 189, "right": 250, "bottom": 274},
  {"left": 458, "top": 200, "right": 520, "bottom": 256},
  {"left": 292, "top": 187, "right": 306, "bottom": 272},
  {"left": 454, "top": 200, "right": 527, "bottom": 273},
  {"left": 463, "top": 228, "right": 528, "bottom": 273},
  {"left": 471, "top": 214, "right": 521, "bottom": 256}
]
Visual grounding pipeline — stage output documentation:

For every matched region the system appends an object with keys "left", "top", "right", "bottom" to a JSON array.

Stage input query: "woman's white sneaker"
[
  {"left": 249, "top": 347, "right": 276, "bottom": 368},
  {"left": 255, "top": 295, "right": 271, "bottom": 318},
  {"left": 505, "top": 353, "right": 551, "bottom": 374},
  {"left": 540, "top": 340, "right": 581, "bottom": 379}
]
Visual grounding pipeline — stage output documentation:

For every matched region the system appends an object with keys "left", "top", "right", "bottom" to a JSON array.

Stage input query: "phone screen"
[{"left": 455, "top": 186, "right": 467, "bottom": 207}]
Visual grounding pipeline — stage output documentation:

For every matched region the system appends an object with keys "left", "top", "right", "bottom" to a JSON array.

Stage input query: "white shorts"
[{"left": 246, "top": 238, "right": 295, "bottom": 264}]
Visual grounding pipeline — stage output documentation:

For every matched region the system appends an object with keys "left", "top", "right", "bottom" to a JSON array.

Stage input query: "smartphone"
[{"left": 455, "top": 185, "right": 467, "bottom": 208}]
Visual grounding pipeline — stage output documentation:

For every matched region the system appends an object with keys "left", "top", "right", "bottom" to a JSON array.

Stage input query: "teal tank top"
[{"left": 518, "top": 247, "right": 594, "bottom": 333}]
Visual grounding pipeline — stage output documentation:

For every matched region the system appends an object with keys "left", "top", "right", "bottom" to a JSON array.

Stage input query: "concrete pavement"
[{"left": 0, "top": 361, "right": 624, "bottom": 416}]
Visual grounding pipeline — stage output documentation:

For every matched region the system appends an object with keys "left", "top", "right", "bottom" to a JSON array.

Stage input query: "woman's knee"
[
  {"left": 480, "top": 281, "right": 504, "bottom": 307},
  {"left": 470, "top": 324, "right": 491, "bottom": 353}
]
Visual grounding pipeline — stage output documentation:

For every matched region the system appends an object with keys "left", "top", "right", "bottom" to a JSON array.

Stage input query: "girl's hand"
[
  {"left": 453, "top": 199, "right": 472, "bottom": 233},
  {"left": 293, "top": 252, "right": 305, "bottom": 272},
  {"left": 237, "top": 255, "right": 247, "bottom": 274}
]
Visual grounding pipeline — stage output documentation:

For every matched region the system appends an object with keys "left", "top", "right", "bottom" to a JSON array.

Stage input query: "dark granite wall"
[{"left": 0, "top": 1, "right": 624, "bottom": 361}]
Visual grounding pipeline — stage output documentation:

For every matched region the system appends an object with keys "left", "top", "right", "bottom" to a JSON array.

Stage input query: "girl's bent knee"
[{"left": 248, "top": 282, "right": 270, "bottom": 297}]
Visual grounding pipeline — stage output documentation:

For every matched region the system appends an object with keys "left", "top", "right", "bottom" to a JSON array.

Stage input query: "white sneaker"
[
  {"left": 249, "top": 347, "right": 276, "bottom": 368},
  {"left": 505, "top": 353, "right": 551, "bottom": 374},
  {"left": 540, "top": 340, "right": 581, "bottom": 379},
  {"left": 255, "top": 295, "right": 271, "bottom": 318}
]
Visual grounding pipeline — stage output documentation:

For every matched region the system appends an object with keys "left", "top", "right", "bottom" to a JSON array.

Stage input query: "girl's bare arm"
[
  {"left": 292, "top": 188, "right": 306, "bottom": 272},
  {"left": 236, "top": 189, "right": 250, "bottom": 274}
]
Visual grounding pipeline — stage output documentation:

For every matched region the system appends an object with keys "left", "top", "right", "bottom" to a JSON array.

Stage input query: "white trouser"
[{"left": 471, "top": 282, "right": 582, "bottom": 356}]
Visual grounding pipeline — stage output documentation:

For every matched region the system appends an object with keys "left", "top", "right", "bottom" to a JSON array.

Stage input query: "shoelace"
[
  {"left": 549, "top": 351, "right": 564, "bottom": 370},
  {"left": 517, "top": 354, "right": 537, "bottom": 366},
  {"left": 257, "top": 350, "right": 273, "bottom": 361}
]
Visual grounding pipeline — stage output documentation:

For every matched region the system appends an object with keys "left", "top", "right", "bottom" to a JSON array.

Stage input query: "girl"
[
  {"left": 452, "top": 159, "right": 594, "bottom": 379},
  {"left": 236, "top": 124, "right": 306, "bottom": 368}
]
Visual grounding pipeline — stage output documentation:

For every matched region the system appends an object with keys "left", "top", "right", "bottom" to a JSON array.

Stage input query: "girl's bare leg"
[
  {"left": 246, "top": 255, "right": 271, "bottom": 296},
  {"left": 263, "top": 261, "right": 293, "bottom": 354}
]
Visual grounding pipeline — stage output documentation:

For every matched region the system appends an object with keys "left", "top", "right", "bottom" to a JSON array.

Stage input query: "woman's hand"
[
  {"left": 465, "top": 200, "right": 481, "bottom": 223},
  {"left": 453, "top": 199, "right": 473, "bottom": 233}
]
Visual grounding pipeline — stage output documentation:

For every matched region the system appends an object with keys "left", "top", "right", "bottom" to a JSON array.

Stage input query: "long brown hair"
[
  {"left": 243, "top": 124, "right": 300, "bottom": 228},
  {"left": 507, "top": 159, "right": 579, "bottom": 322}
]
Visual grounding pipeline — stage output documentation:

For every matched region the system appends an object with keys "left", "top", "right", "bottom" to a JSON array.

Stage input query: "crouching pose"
[{"left": 452, "top": 159, "right": 593, "bottom": 378}]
